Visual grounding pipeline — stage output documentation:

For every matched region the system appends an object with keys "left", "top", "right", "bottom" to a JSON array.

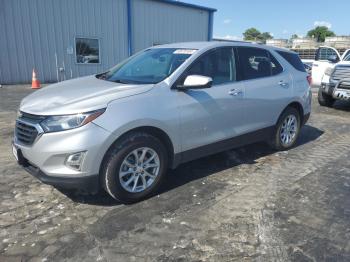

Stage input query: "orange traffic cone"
[{"left": 31, "top": 69, "right": 41, "bottom": 89}]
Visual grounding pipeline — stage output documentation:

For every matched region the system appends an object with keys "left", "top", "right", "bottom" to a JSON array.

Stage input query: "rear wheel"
[
  {"left": 318, "top": 88, "right": 335, "bottom": 107},
  {"left": 101, "top": 132, "right": 168, "bottom": 203},
  {"left": 271, "top": 107, "right": 301, "bottom": 151}
]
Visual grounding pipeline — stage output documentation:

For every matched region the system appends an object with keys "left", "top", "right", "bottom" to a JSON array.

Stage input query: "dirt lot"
[{"left": 0, "top": 85, "right": 350, "bottom": 262}]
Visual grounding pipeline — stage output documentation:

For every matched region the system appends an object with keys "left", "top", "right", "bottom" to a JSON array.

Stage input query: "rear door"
[
  {"left": 237, "top": 47, "right": 292, "bottom": 132},
  {"left": 312, "top": 46, "right": 341, "bottom": 86}
]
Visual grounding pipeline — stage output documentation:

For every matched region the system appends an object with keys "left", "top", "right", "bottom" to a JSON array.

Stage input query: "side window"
[
  {"left": 269, "top": 53, "right": 283, "bottom": 75},
  {"left": 185, "top": 48, "right": 236, "bottom": 85},
  {"left": 237, "top": 47, "right": 272, "bottom": 80},
  {"left": 316, "top": 47, "right": 339, "bottom": 61}
]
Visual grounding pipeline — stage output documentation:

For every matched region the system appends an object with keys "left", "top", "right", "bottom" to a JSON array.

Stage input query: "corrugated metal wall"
[
  {"left": 132, "top": 0, "right": 209, "bottom": 53},
  {"left": 0, "top": 0, "right": 128, "bottom": 84},
  {"left": 0, "top": 0, "right": 211, "bottom": 84}
]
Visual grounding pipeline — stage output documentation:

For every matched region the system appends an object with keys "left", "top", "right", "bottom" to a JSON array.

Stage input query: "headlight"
[
  {"left": 40, "top": 109, "right": 105, "bottom": 132},
  {"left": 324, "top": 67, "right": 334, "bottom": 76}
]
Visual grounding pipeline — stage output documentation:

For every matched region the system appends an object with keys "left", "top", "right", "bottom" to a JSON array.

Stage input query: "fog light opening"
[{"left": 65, "top": 151, "right": 86, "bottom": 171}]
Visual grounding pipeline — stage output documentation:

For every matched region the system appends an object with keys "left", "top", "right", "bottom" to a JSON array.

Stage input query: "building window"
[{"left": 76, "top": 38, "right": 100, "bottom": 64}]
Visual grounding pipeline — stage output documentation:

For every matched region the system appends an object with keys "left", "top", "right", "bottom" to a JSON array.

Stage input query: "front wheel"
[
  {"left": 101, "top": 132, "right": 168, "bottom": 203},
  {"left": 271, "top": 107, "right": 301, "bottom": 151},
  {"left": 318, "top": 88, "right": 335, "bottom": 107}
]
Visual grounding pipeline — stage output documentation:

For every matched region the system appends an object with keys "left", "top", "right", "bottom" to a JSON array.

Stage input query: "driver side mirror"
[
  {"left": 328, "top": 55, "right": 339, "bottom": 63},
  {"left": 177, "top": 75, "right": 213, "bottom": 90}
]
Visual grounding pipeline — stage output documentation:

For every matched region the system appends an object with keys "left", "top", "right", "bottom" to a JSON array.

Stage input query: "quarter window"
[
  {"left": 276, "top": 51, "right": 306, "bottom": 72},
  {"left": 185, "top": 48, "right": 236, "bottom": 85},
  {"left": 237, "top": 47, "right": 272, "bottom": 80},
  {"left": 76, "top": 38, "right": 100, "bottom": 64}
]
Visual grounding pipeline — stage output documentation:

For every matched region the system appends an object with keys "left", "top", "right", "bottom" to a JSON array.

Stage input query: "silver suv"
[{"left": 13, "top": 42, "right": 311, "bottom": 203}]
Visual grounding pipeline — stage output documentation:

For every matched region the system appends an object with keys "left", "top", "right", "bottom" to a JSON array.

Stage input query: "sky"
[{"left": 185, "top": 0, "right": 350, "bottom": 40}]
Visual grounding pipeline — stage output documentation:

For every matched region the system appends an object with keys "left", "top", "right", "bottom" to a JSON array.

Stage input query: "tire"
[
  {"left": 318, "top": 88, "right": 335, "bottom": 107},
  {"left": 101, "top": 132, "right": 168, "bottom": 203},
  {"left": 271, "top": 107, "right": 301, "bottom": 151}
]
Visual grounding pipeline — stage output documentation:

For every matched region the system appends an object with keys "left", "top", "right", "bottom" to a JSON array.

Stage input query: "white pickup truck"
[
  {"left": 318, "top": 50, "right": 350, "bottom": 106},
  {"left": 312, "top": 46, "right": 350, "bottom": 86}
]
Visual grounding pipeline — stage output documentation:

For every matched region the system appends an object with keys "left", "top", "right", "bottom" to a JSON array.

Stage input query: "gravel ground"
[{"left": 0, "top": 85, "right": 349, "bottom": 262}]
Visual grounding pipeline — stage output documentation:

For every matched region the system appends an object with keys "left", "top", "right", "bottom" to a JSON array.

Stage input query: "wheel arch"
[
  {"left": 278, "top": 101, "right": 304, "bottom": 125},
  {"left": 99, "top": 126, "right": 176, "bottom": 177}
]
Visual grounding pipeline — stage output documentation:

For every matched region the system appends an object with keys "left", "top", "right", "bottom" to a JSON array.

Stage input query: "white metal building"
[
  {"left": 266, "top": 39, "right": 288, "bottom": 48},
  {"left": 0, "top": 0, "right": 216, "bottom": 84}
]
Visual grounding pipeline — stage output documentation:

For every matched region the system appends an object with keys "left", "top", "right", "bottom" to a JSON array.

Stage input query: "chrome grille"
[
  {"left": 339, "top": 81, "right": 350, "bottom": 90},
  {"left": 331, "top": 66, "right": 350, "bottom": 82}
]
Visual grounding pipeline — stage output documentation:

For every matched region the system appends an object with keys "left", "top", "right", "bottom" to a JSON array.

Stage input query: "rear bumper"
[{"left": 302, "top": 113, "right": 310, "bottom": 126}]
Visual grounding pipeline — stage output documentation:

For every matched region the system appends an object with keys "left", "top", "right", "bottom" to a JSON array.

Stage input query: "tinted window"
[
  {"left": 76, "top": 38, "right": 100, "bottom": 64},
  {"left": 277, "top": 51, "right": 306, "bottom": 72},
  {"left": 185, "top": 48, "right": 236, "bottom": 85},
  {"left": 237, "top": 47, "right": 272, "bottom": 80},
  {"left": 316, "top": 47, "right": 338, "bottom": 61}
]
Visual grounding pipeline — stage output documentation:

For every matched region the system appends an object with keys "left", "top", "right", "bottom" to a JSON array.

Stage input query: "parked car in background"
[
  {"left": 312, "top": 46, "right": 350, "bottom": 86},
  {"left": 319, "top": 53, "right": 350, "bottom": 106},
  {"left": 13, "top": 42, "right": 311, "bottom": 203}
]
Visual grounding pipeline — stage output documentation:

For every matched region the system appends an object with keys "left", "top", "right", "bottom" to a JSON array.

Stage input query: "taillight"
[{"left": 307, "top": 75, "right": 312, "bottom": 86}]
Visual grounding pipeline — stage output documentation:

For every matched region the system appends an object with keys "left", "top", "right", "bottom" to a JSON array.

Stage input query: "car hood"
[{"left": 20, "top": 75, "right": 154, "bottom": 115}]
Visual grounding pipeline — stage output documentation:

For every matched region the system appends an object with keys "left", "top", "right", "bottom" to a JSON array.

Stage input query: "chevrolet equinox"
[{"left": 13, "top": 42, "right": 311, "bottom": 203}]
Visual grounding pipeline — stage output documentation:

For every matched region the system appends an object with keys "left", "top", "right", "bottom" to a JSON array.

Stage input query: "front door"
[
  {"left": 312, "top": 46, "right": 341, "bottom": 86},
  {"left": 176, "top": 47, "right": 246, "bottom": 153}
]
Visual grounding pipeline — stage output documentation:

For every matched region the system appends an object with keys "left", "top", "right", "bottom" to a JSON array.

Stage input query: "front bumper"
[
  {"left": 24, "top": 163, "right": 99, "bottom": 193},
  {"left": 321, "top": 79, "right": 350, "bottom": 100},
  {"left": 320, "top": 82, "right": 335, "bottom": 96},
  {"left": 13, "top": 146, "right": 99, "bottom": 192},
  {"left": 13, "top": 121, "right": 112, "bottom": 192}
]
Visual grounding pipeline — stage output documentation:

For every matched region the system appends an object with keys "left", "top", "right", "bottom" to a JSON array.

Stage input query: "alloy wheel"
[{"left": 119, "top": 147, "right": 160, "bottom": 193}]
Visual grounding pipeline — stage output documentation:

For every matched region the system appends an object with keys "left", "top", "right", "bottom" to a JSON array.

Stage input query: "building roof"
[{"left": 154, "top": 0, "right": 217, "bottom": 12}]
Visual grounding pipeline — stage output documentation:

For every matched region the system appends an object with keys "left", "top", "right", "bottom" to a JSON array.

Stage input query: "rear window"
[{"left": 276, "top": 51, "right": 305, "bottom": 72}]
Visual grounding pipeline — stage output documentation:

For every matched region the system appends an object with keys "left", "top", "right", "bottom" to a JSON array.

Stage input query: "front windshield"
[
  {"left": 345, "top": 54, "right": 350, "bottom": 61},
  {"left": 101, "top": 48, "right": 196, "bottom": 84}
]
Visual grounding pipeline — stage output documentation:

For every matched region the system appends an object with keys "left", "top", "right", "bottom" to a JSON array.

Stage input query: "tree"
[
  {"left": 307, "top": 26, "right": 335, "bottom": 42},
  {"left": 243, "top": 28, "right": 261, "bottom": 41},
  {"left": 260, "top": 32, "right": 273, "bottom": 42},
  {"left": 290, "top": 34, "right": 299, "bottom": 40},
  {"left": 243, "top": 28, "right": 273, "bottom": 43}
]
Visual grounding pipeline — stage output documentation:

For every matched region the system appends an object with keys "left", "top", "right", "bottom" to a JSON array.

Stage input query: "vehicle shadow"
[
  {"left": 61, "top": 124, "right": 324, "bottom": 206},
  {"left": 332, "top": 100, "right": 350, "bottom": 112}
]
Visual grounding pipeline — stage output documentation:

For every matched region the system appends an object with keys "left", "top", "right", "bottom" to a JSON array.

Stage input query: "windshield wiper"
[{"left": 111, "top": 79, "right": 130, "bottom": 84}]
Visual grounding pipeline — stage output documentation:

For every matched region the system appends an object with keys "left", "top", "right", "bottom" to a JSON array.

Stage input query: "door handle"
[
  {"left": 278, "top": 81, "right": 289, "bottom": 88},
  {"left": 228, "top": 89, "right": 243, "bottom": 96}
]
